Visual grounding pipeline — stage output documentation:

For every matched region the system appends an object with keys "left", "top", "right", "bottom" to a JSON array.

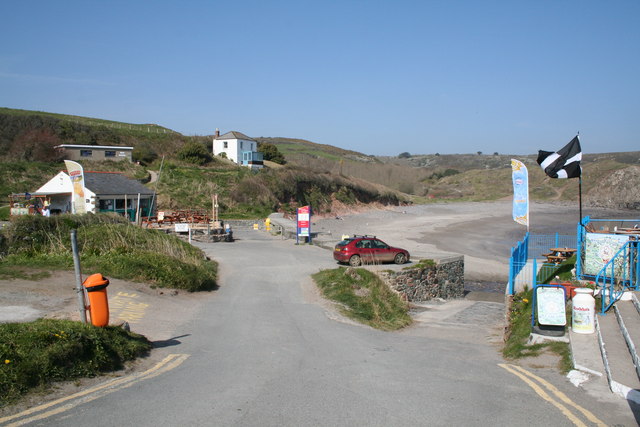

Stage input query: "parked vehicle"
[{"left": 333, "top": 235, "right": 410, "bottom": 267}]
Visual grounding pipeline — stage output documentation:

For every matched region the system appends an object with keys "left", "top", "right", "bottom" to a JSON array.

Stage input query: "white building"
[
  {"left": 212, "top": 130, "right": 263, "bottom": 170},
  {"left": 33, "top": 171, "right": 155, "bottom": 220}
]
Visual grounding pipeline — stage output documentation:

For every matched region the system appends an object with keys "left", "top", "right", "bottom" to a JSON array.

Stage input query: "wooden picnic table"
[
  {"left": 544, "top": 247, "right": 577, "bottom": 264},
  {"left": 550, "top": 247, "right": 577, "bottom": 256}
]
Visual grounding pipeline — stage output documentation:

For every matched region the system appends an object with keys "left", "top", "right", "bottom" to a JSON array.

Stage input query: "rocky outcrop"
[{"left": 586, "top": 166, "right": 640, "bottom": 211}]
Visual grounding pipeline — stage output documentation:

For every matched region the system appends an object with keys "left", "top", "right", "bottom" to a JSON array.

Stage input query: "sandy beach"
[{"left": 314, "top": 201, "right": 635, "bottom": 283}]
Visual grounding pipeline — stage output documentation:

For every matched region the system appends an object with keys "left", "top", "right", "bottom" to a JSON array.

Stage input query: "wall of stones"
[{"left": 377, "top": 256, "right": 464, "bottom": 302}]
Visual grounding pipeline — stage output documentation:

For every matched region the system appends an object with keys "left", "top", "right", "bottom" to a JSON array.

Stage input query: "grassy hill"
[
  {"left": 1, "top": 107, "right": 638, "bottom": 215},
  {"left": 0, "top": 107, "right": 210, "bottom": 164}
]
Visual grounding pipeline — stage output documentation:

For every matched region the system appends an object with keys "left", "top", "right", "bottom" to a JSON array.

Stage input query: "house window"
[
  {"left": 105, "top": 151, "right": 116, "bottom": 157},
  {"left": 241, "top": 141, "right": 244, "bottom": 149},
  {"left": 80, "top": 150, "right": 92, "bottom": 157},
  {"left": 223, "top": 141, "right": 228, "bottom": 148}
]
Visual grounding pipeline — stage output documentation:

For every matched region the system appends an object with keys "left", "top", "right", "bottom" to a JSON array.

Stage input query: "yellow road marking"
[
  {"left": 110, "top": 292, "right": 149, "bottom": 324},
  {"left": 1, "top": 354, "right": 189, "bottom": 426},
  {"left": 499, "top": 363, "right": 606, "bottom": 427},
  {"left": 508, "top": 364, "right": 606, "bottom": 426}
]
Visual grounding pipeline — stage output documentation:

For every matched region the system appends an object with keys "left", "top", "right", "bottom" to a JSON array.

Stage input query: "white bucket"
[{"left": 572, "top": 288, "right": 595, "bottom": 334}]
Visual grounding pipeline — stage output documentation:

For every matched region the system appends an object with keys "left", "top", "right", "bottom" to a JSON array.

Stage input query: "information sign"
[
  {"left": 536, "top": 286, "right": 566, "bottom": 326},
  {"left": 297, "top": 206, "right": 311, "bottom": 237},
  {"left": 175, "top": 223, "right": 190, "bottom": 233}
]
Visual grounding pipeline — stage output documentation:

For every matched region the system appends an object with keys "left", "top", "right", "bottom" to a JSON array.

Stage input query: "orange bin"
[{"left": 83, "top": 273, "right": 110, "bottom": 327}]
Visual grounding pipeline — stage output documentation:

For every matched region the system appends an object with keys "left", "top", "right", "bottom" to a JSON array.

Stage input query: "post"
[
  {"left": 136, "top": 193, "right": 141, "bottom": 225},
  {"left": 71, "top": 230, "right": 87, "bottom": 323},
  {"left": 579, "top": 176, "right": 583, "bottom": 226}
]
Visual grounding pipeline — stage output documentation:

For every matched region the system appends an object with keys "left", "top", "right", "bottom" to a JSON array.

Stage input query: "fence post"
[
  {"left": 508, "top": 247, "right": 515, "bottom": 295},
  {"left": 71, "top": 230, "right": 87, "bottom": 324}
]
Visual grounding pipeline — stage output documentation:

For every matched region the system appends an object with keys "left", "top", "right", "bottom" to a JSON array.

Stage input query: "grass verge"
[
  {"left": 312, "top": 267, "right": 412, "bottom": 331},
  {"left": 0, "top": 319, "right": 151, "bottom": 407},
  {"left": 503, "top": 290, "right": 573, "bottom": 373},
  {"left": 0, "top": 214, "right": 217, "bottom": 292}
]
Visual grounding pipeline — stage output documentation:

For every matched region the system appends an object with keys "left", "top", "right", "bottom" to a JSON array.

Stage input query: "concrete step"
[
  {"left": 614, "top": 300, "right": 640, "bottom": 380},
  {"left": 569, "top": 327, "right": 603, "bottom": 377},
  {"left": 596, "top": 311, "right": 640, "bottom": 391}
]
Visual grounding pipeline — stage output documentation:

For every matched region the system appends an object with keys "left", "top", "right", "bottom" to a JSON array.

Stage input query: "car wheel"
[
  {"left": 394, "top": 253, "right": 406, "bottom": 264},
  {"left": 349, "top": 255, "right": 362, "bottom": 267}
]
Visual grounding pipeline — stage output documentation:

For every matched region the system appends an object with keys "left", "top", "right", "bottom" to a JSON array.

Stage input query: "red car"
[{"left": 333, "top": 235, "right": 410, "bottom": 267}]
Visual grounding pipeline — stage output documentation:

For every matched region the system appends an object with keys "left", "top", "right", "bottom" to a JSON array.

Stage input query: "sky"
[{"left": 1, "top": 1, "right": 638, "bottom": 156}]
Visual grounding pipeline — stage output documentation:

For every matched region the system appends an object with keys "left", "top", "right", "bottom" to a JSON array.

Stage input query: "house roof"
[
  {"left": 216, "top": 131, "right": 255, "bottom": 141},
  {"left": 84, "top": 172, "right": 154, "bottom": 196}
]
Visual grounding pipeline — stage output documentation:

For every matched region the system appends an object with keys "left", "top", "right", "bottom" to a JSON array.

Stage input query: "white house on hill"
[{"left": 212, "top": 129, "right": 263, "bottom": 170}]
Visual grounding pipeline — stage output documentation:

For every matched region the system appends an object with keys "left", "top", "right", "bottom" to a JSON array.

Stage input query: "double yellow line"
[
  {"left": 499, "top": 363, "right": 606, "bottom": 427},
  {"left": 0, "top": 353, "right": 189, "bottom": 427}
]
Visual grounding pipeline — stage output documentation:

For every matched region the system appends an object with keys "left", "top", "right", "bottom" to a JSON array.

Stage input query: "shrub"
[
  {"left": 132, "top": 144, "right": 158, "bottom": 165},
  {"left": 0, "top": 214, "right": 218, "bottom": 291},
  {"left": 257, "top": 142, "right": 286, "bottom": 164},
  {"left": 177, "top": 142, "right": 212, "bottom": 165},
  {"left": 0, "top": 319, "right": 150, "bottom": 405}
]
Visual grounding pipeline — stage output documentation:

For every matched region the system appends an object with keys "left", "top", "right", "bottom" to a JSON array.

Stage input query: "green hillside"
[
  {"left": 1, "top": 107, "right": 638, "bottom": 216},
  {"left": 0, "top": 107, "right": 210, "bottom": 164}
]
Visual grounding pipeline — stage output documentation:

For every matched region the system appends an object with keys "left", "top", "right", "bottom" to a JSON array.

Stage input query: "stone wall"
[{"left": 377, "top": 256, "right": 464, "bottom": 302}]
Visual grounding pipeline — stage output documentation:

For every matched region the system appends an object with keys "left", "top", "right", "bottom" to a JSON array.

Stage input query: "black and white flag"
[{"left": 537, "top": 136, "right": 582, "bottom": 179}]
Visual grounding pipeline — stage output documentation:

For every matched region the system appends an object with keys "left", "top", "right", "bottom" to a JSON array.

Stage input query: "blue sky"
[{"left": 1, "top": 1, "right": 638, "bottom": 156}]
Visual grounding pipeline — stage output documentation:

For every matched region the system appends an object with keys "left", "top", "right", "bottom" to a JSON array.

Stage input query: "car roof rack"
[{"left": 352, "top": 234, "right": 376, "bottom": 239}]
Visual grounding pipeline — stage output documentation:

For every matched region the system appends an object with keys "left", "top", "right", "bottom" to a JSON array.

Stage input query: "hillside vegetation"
[
  {"left": 0, "top": 214, "right": 218, "bottom": 291},
  {"left": 1, "top": 107, "right": 639, "bottom": 214},
  {"left": 0, "top": 107, "right": 210, "bottom": 164}
]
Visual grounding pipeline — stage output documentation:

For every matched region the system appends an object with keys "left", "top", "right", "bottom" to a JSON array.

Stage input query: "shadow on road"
[{"left": 152, "top": 334, "right": 191, "bottom": 348}]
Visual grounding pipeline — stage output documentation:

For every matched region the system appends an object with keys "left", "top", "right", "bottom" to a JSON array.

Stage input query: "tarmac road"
[{"left": 7, "top": 227, "right": 636, "bottom": 426}]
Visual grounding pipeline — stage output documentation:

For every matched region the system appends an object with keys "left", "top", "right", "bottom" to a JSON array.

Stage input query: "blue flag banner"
[{"left": 511, "top": 159, "right": 529, "bottom": 228}]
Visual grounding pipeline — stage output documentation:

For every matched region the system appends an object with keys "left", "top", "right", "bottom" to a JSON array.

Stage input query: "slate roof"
[
  {"left": 84, "top": 172, "right": 154, "bottom": 196},
  {"left": 216, "top": 131, "right": 255, "bottom": 141}
]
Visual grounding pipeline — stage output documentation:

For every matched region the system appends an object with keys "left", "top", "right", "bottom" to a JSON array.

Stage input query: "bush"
[
  {"left": 0, "top": 319, "right": 150, "bottom": 406},
  {"left": 257, "top": 142, "right": 286, "bottom": 164},
  {"left": 132, "top": 145, "right": 158, "bottom": 165},
  {"left": 177, "top": 142, "right": 212, "bottom": 165},
  {"left": 0, "top": 214, "right": 218, "bottom": 291}
]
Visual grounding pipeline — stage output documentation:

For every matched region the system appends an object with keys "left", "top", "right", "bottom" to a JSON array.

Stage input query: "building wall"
[
  {"left": 63, "top": 147, "right": 132, "bottom": 162},
  {"left": 213, "top": 138, "right": 257, "bottom": 164}
]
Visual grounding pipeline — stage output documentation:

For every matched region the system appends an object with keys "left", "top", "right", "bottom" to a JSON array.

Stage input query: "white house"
[{"left": 212, "top": 130, "right": 263, "bottom": 170}]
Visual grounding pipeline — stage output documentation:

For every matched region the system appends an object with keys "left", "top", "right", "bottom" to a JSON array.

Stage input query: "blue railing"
[
  {"left": 597, "top": 240, "right": 639, "bottom": 313},
  {"left": 528, "top": 234, "right": 576, "bottom": 259},
  {"left": 508, "top": 232, "right": 575, "bottom": 295},
  {"left": 508, "top": 233, "right": 529, "bottom": 295}
]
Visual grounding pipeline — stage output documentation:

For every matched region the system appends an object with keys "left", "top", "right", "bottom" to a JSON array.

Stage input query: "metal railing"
[
  {"left": 508, "top": 232, "right": 576, "bottom": 295},
  {"left": 597, "top": 240, "right": 639, "bottom": 313}
]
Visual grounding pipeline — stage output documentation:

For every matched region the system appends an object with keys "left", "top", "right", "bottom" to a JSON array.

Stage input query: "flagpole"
[{"left": 579, "top": 176, "right": 583, "bottom": 226}]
